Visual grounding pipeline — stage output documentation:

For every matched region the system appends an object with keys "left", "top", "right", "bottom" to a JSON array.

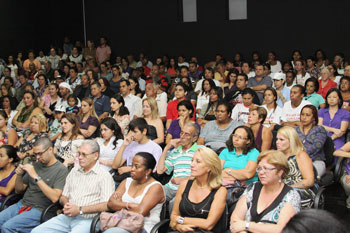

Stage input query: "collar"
[
  {"left": 78, "top": 161, "right": 100, "bottom": 174},
  {"left": 176, "top": 142, "right": 198, "bottom": 153}
]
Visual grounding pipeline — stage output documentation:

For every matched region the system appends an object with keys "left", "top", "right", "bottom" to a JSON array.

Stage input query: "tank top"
[
  {"left": 122, "top": 178, "right": 164, "bottom": 233},
  {"left": 255, "top": 124, "right": 263, "bottom": 151},
  {"left": 179, "top": 180, "right": 226, "bottom": 233},
  {"left": 0, "top": 169, "right": 16, "bottom": 202}
]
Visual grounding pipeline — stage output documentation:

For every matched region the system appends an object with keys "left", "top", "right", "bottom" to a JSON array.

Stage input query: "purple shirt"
[
  {"left": 167, "top": 120, "right": 201, "bottom": 139},
  {"left": 318, "top": 108, "right": 350, "bottom": 149}
]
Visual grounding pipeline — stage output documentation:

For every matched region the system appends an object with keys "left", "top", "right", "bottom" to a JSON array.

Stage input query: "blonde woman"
[
  {"left": 276, "top": 126, "right": 315, "bottom": 208},
  {"left": 77, "top": 97, "right": 99, "bottom": 139},
  {"left": 142, "top": 97, "right": 164, "bottom": 144},
  {"left": 15, "top": 114, "right": 48, "bottom": 164},
  {"left": 230, "top": 150, "right": 300, "bottom": 233},
  {"left": 170, "top": 147, "right": 227, "bottom": 233}
]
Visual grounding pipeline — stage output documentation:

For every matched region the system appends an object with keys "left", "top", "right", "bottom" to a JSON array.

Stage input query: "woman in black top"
[{"left": 170, "top": 147, "right": 227, "bottom": 233}]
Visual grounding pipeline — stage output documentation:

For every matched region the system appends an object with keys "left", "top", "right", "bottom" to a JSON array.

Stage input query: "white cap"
[
  {"left": 272, "top": 72, "right": 286, "bottom": 81},
  {"left": 59, "top": 82, "right": 73, "bottom": 94},
  {"left": 54, "top": 104, "right": 66, "bottom": 113}
]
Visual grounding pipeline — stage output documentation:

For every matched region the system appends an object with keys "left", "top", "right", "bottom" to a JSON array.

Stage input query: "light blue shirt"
[
  {"left": 303, "top": 92, "right": 325, "bottom": 108},
  {"left": 277, "top": 86, "right": 290, "bottom": 108}
]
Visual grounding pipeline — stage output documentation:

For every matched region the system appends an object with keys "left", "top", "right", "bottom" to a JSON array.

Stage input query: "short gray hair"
[
  {"left": 185, "top": 122, "right": 200, "bottom": 137},
  {"left": 81, "top": 140, "right": 100, "bottom": 154},
  {"left": 34, "top": 137, "right": 52, "bottom": 149}
]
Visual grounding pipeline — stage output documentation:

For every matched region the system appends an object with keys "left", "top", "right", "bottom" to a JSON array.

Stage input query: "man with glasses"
[
  {"left": 32, "top": 140, "right": 114, "bottom": 233},
  {"left": 0, "top": 137, "right": 68, "bottom": 233},
  {"left": 156, "top": 123, "right": 200, "bottom": 206}
]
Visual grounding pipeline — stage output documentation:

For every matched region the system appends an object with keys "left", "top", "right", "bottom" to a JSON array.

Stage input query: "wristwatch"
[
  {"left": 79, "top": 206, "right": 83, "bottom": 215},
  {"left": 34, "top": 176, "right": 42, "bottom": 183},
  {"left": 245, "top": 221, "right": 250, "bottom": 231},
  {"left": 177, "top": 216, "right": 184, "bottom": 225}
]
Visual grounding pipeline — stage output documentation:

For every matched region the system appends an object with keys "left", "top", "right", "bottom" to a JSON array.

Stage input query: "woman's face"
[
  {"left": 81, "top": 101, "right": 91, "bottom": 114},
  {"left": 305, "top": 81, "right": 316, "bottom": 95},
  {"left": 293, "top": 51, "right": 301, "bottom": 61},
  {"left": 49, "top": 85, "right": 58, "bottom": 96},
  {"left": 327, "top": 65, "right": 335, "bottom": 75},
  {"left": 100, "top": 123, "right": 114, "bottom": 141},
  {"left": 190, "top": 151, "right": 209, "bottom": 177},
  {"left": 340, "top": 79, "right": 350, "bottom": 92},
  {"left": 327, "top": 91, "right": 340, "bottom": 107},
  {"left": 170, "top": 59, "right": 175, "bottom": 66},
  {"left": 300, "top": 107, "right": 314, "bottom": 127},
  {"left": 24, "top": 93, "right": 34, "bottom": 107},
  {"left": 142, "top": 100, "right": 152, "bottom": 117},
  {"left": 2, "top": 98, "right": 10, "bottom": 109},
  {"left": 229, "top": 73, "right": 237, "bottom": 84},
  {"left": 73, "top": 47, "right": 78, "bottom": 54},
  {"left": 63, "top": 66, "right": 69, "bottom": 74},
  {"left": 232, "top": 128, "right": 249, "bottom": 150},
  {"left": 257, "top": 158, "right": 280, "bottom": 185},
  {"left": 264, "top": 90, "right": 275, "bottom": 105},
  {"left": 110, "top": 98, "right": 122, "bottom": 112},
  {"left": 178, "top": 105, "right": 191, "bottom": 118},
  {"left": 18, "top": 52, "right": 23, "bottom": 59},
  {"left": 242, "top": 93, "right": 253, "bottom": 106},
  {"left": 0, "top": 115, "right": 7, "bottom": 128},
  {"left": 87, "top": 40, "right": 93, "bottom": 48},
  {"left": 8, "top": 56, "right": 14, "bottom": 63},
  {"left": 61, "top": 118, "right": 74, "bottom": 134},
  {"left": 248, "top": 110, "right": 260, "bottom": 125},
  {"left": 99, "top": 79, "right": 106, "bottom": 90},
  {"left": 283, "top": 63, "right": 292, "bottom": 72},
  {"left": 38, "top": 76, "right": 46, "bottom": 86},
  {"left": 294, "top": 61, "right": 303, "bottom": 72},
  {"left": 0, "top": 148, "right": 12, "bottom": 169},
  {"left": 316, "top": 51, "right": 323, "bottom": 60},
  {"left": 30, "top": 117, "right": 40, "bottom": 133},
  {"left": 54, "top": 70, "right": 60, "bottom": 78},
  {"left": 121, "top": 59, "right": 128, "bottom": 67},
  {"left": 129, "top": 79, "right": 136, "bottom": 90},
  {"left": 87, "top": 70, "right": 93, "bottom": 79},
  {"left": 276, "top": 133, "right": 290, "bottom": 153},
  {"left": 1, "top": 86, "right": 8, "bottom": 96},
  {"left": 216, "top": 104, "right": 229, "bottom": 122},
  {"left": 4, "top": 79, "right": 12, "bottom": 87},
  {"left": 203, "top": 80, "right": 211, "bottom": 92},
  {"left": 175, "top": 86, "right": 186, "bottom": 99},
  {"left": 209, "top": 89, "right": 218, "bottom": 103},
  {"left": 131, "top": 155, "right": 149, "bottom": 180}
]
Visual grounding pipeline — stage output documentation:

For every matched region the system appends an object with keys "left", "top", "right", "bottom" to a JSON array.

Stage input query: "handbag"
[{"left": 100, "top": 208, "right": 144, "bottom": 233}]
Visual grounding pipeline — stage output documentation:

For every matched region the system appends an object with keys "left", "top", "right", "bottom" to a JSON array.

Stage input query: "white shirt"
[
  {"left": 295, "top": 73, "right": 311, "bottom": 86},
  {"left": 281, "top": 100, "right": 311, "bottom": 122},
  {"left": 194, "top": 78, "right": 221, "bottom": 93},
  {"left": 261, "top": 104, "right": 283, "bottom": 128},
  {"left": 270, "top": 61, "right": 282, "bottom": 73},
  {"left": 7, "top": 64, "right": 18, "bottom": 80},
  {"left": 231, "top": 103, "right": 251, "bottom": 124},
  {"left": 96, "top": 137, "right": 123, "bottom": 171},
  {"left": 196, "top": 92, "right": 210, "bottom": 111},
  {"left": 138, "top": 77, "right": 146, "bottom": 91},
  {"left": 124, "top": 93, "right": 142, "bottom": 119}
]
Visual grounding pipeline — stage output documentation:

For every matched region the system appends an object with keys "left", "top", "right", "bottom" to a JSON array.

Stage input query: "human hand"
[
  {"left": 171, "top": 177, "right": 183, "bottom": 185},
  {"left": 113, "top": 191, "right": 123, "bottom": 200},
  {"left": 333, "top": 128, "right": 342, "bottom": 136},
  {"left": 63, "top": 203, "right": 80, "bottom": 217},
  {"left": 168, "top": 139, "right": 181, "bottom": 148},
  {"left": 15, "top": 165, "right": 25, "bottom": 175},
  {"left": 21, "top": 164, "right": 38, "bottom": 178},
  {"left": 230, "top": 219, "right": 246, "bottom": 233},
  {"left": 176, "top": 224, "right": 196, "bottom": 232},
  {"left": 118, "top": 166, "right": 130, "bottom": 174},
  {"left": 346, "top": 175, "right": 350, "bottom": 184},
  {"left": 123, "top": 134, "right": 133, "bottom": 147}
]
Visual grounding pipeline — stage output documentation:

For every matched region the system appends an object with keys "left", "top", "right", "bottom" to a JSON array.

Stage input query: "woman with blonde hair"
[
  {"left": 170, "top": 147, "right": 227, "bottom": 233},
  {"left": 77, "top": 97, "right": 99, "bottom": 138},
  {"left": 230, "top": 150, "right": 300, "bottom": 233},
  {"left": 276, "top": 126, "right": 315, "bottom": 208},
  {"left": 15, "top": 113, "right": 48, "bottom": 164},
  {"left": 142, "top": 97, "right": 164, "bottom": 144}
]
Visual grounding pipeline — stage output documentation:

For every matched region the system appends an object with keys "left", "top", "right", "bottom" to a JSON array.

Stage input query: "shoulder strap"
[{"left": 183, "top": 179, "right": 194, "bottom": 194}]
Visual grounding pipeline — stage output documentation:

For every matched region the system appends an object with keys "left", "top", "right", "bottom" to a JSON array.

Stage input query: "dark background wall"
[{"left": 1, "top": 0, "right": 349, "bottom": 63}]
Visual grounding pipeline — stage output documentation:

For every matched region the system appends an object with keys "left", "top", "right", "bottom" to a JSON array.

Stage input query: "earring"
[{"left": 146, "top": 175, "right": 148, "bottom": 180}]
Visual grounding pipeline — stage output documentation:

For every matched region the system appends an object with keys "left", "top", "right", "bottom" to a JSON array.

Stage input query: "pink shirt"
[{"left": 96, "top": 45, "right": 111, "bottom": 64}]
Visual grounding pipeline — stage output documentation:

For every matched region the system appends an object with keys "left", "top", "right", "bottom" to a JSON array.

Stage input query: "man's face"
[
  {"left": 273, "top": 79, "right": 284, "bottom": 89},
  {"left": 33, "top": 145, "right": 51, "bottom": 165},
  {"left": 236, "top": 75, "right": 247, "bottom": 89},
  {"left": 120, "top": 81, "right": 130, "bottom": 96},
  {"left": 290, "top": 86, "right": 303, "bottom": 103},
  {"left": 77, "top": 144, "right": 98, "bottom": 169},
  {"left": 180, "top": 68, "right": 188, "bottom": 78},
  {"left": 151, "top": 66, "right": 159, "bottom": 77},
  {"left": 28, "top": 52, "right": 34, "bottom": 59},
  {"left": 91, "top": 84, "right": 101, "bottom": 97},
  {"left": 59, "top": 87, "right": 69, "bottom": 97},
  {"left": 344, "top": 65, "right": 350, "bottom": 77},
  {"left": 130, "top": 128, "right": 145, "bottom": 143},
  {"left": 189, "top": 64, "right": 197, "bottom": 73},
  {"left": 100, "top": 38, "right": 106, "bottom": 45},
  {"left": 285, "top": 73, "right": 295, "bottom": 85},
  {"left": 19, "top": 75, "right": 27, "bottom": 85},
  {"left": 255, "top": 65, "right": 264, "bottom": 77},
  {"left": 81, "top": 75, "right": 89, "bottom": 86},
  {"left": 145, "top": 83, "right": 156, "bottom": 97},
  {"left": 179, "top": 125, "right": 196, "bottom": 147},
  {"left": 69, "top": 69, "right": 77, "bottom": 79}
]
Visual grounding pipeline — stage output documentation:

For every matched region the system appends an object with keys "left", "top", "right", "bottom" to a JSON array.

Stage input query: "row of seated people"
[{"left": 0, "top": 112, "right": 346, "bottom": 233}]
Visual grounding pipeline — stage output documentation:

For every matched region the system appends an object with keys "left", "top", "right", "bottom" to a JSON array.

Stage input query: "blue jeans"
[
  {"left": 31, "top": 214, "right": 93, "bottom": 233},
  {"left": 0, "top": 200, "right": 42, "bottom": 233},
  {"left": 104, "top": 227, "right": 147, "bottom": 233}
]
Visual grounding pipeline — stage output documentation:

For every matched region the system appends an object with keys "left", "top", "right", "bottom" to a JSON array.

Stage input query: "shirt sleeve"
[
  {"left": 53, "top": 166, "right": 69, "bottom": 190},
  {"left": 247, "top": 149, "right": 259, "bottom": 162},
  {"left": 167, "top": 120, "right": 177, "bottom": 137},
  {"left": 89, "top": 117, "right": 99, "bottom": 127},
  {"left": 62, "top": 170, "right": 73, "bottom": 198},
  {"left": 102, "top": 96, "right": 111, "bottom": 113},
  {"left": 99, "top": 173, "right": 115, "bottom": 202},
  {"left": 164, "top": 150, "right": 175, "bottom": 174},
  {"left": 199, "top": 122, "right": 209, "bottom": 139}
]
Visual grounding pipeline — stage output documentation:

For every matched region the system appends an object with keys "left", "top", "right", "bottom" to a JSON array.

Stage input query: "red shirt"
[
  {"left": 317, "top": 79, "right": 337, "bottom": 99},
  {"left": 166, "top": 99, "right": 196, "bottom": 121}
]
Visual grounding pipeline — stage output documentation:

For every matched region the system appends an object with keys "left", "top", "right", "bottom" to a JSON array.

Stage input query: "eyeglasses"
[
  {"left": 232, "top": 134, "right": 247, "bottom": 140},
  {"left": 180, "top": 131, "right": 191, "bottom": 137},
  {"left": 256, "top": 166, "right": 277, "bottom": 172},
  {"left": 33, "top": 147, "right": 50, "bottom": 157},
  {"left": 77, "top": 152, "right": 96, "bottom": 157}
]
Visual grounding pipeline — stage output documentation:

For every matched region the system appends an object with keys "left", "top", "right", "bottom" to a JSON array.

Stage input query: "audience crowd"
[{"left": 0, "top": 38, "right": 349, "bottom": 232}]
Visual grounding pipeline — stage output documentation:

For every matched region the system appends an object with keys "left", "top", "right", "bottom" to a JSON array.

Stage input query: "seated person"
[
  {"left": 272, "top": 72, "right": 290, "bottom": 107},
  {"left": 231, "top": 88, "right": 258, "bottom": 124},
  {"left": 106, "top": 152, "right": 165, "bottom": 233},
  {"left": 112, "top": 118, "right": 162, "bottom": 177},
  {"left": 169, "top": 147, "right": 227, "bottom": 233},
  {"left": 219, "top": 126, "right": 259, "bottom": 205},
  {"left": 296, "top": 105, "right": 327, "bottom": 177},
  {"left": 198, "top": 101, "right": 242, "bottom": 152},
  {"left": 32, "top": 140, "right": 115, "bottom": 233},
  {"left": 230, "top": 150, "right": 300, "bottom": 233},
  {"left": 261, "top": 87, "right": 283, "bottom": 129},
  {"left": 166, "top": 100, "right": 200, "bottom": 144},
  {"left": 247, "top": 106, "right": 273, "bottom": 151},
  {"left": 318, "top": 88, "right": 350, "bottom": 150},
  {"left": 77, "top": 97, "right": 99, "bottom": 139},
  {"left": 277, "top": 126, "right": 315, "bottom": 208},
  {"left": 0, "top": 145, "right": 18, "bottom": 204},
  {"left": 334, "top": 142, "right": 350, "bottom": 210},
  {"left": 142, "top": 97, "right": 164, "bottom": 144},
  {"left": 0, "top": 137, "right": 68, "bottom": 232},
  {"left": 157, "top": 123, "right": 199, "bottom": 205},
  {"left": 281, "top": 85, "right": 311, "bottom": 127},
  {"left": 303, "top": 77, "right": 326, "bottom": 109},
  {"left": 197, "top": 87, "right": 223, "bottom": 127}
]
